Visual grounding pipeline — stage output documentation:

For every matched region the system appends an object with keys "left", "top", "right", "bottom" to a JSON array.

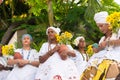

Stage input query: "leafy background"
[{"left": 0, "top": 0, "right": 120, "bottom": 51}]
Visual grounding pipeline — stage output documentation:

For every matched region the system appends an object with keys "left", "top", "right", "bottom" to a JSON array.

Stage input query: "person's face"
[
  {"left": 97, "top": 23, "right": 110, "bottom": 34},
  {"left": 78, "top": 39, "right": 86, "bottom": 48},
  {"left": 48, "top": 29, "right": 57, "bottom": 40},
  {"left": 22, "top": 36, "right": 31, "bottom": 46}
]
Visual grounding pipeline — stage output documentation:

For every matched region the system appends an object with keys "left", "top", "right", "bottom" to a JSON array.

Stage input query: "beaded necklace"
[{"left": 21, "top": 48, "right": 31, "bottom": 60}]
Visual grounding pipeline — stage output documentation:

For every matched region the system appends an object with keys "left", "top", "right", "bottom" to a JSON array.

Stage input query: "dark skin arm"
[
  {"left": 0, "top": 63, "right": 12, "bottom": 70},
  {"left": 39, "top": 45, "right": 60, "bottom": 63},
  {"left": 8, "top": 59, "right": 39, "bottom": 68},
  {"left": 67, "top": 50, "right": 76, "bottom": 57},
  {"left": 0, "top": 64, "right": 4, "bottom": 71},
  {"left": 93, "top": 39, "right": 120, "bottom": 53}
]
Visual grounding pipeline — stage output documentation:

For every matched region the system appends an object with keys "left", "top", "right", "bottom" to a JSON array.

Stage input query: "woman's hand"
[
  {"left": 93, "top": 47, "right": 99, "bottom": 53},
  {"left": 48, "top": 45, "right": 60, "bottom": 56},
  {"left": 17, "top": 59, "right": 29, "bottom": 68},
  {"left": 67, "top": 50, "right": 76, "bottom": 57},
  {"left": 59, "top": 51, "right": 68, "bottom": 60},
  {"left": 0, "top": 64, "right": 4, "bottom": 70},
  {"left": 99, "top": 41, "right": 107, "bottom": 49},
  {"left": 52, "top": 45, "right": 60, "bottom": 53}
]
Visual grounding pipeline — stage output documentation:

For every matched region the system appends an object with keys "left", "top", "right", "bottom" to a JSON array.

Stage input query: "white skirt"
[
  {"left": 35, "top": 52, "right": 79, "bottom": 80},
  {"left": 0, "top": 70, "right": 10, "bottom": 80},
  {"left": 6, "top": 65, "right": 37, "bottom": 80}
]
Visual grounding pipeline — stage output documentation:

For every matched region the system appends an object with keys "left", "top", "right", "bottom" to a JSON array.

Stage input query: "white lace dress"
[
  {"left": 88, "top": 29, "right": 120, "bottom": 66},
  {"left": 35, "top": 42, "right": 79, "bottom": 80},
  {"left": 85, "top": 30, "right": 120, "bottom": 80},
  {"left": 6, "top": 49, "right": 39, "bottom": 80}
]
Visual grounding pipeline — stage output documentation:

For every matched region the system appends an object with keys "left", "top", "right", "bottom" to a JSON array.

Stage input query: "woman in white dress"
[
  {"left": 6, "top": 34, "right": 39, "bottom": 80},
  {"left": 81, "top": 11, "right": 120, "bottom": 80},
  {"left": 0, "top": 45, "right": 11, "bottom": 80},
  {"left": 35, "top": 27, "right": 79, "bottom": 80},
  {"left": 71, "top": 36, "right": 89, "bottom": 77}
]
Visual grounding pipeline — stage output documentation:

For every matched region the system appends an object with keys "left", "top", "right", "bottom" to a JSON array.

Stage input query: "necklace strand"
[{"left": 21, "top": 48, "right": 31, "bottom": 60}]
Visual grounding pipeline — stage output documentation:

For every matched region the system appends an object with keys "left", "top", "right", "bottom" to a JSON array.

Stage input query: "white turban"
[
  {"left": 74, "top": 36, "right": 85, "bottom": 46},
  {"left": 94, "top": 11, "right": 108, "bottom": 23},
  {"left": 46, "top": 26, "right": 61, "bottom": 35}
]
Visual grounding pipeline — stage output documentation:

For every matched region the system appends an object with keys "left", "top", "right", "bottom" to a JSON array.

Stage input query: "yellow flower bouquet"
[
  {"left": 55, "top": 31, "right": 73, "bottom": 45},
  {"left": 86, "top": 43, "right": 98, "bottom": 57},
  {"left": 2, "top": 44, "right": 14, "bottom": 58},
  {"left": 106, "top": 12, "right": 120, "bottom": 33},
  {"left": 86, "top": 45, "right": 94, "bottom": 57},
  {"left": 55, "top": 31, "right": 75, "bottom": 60}
]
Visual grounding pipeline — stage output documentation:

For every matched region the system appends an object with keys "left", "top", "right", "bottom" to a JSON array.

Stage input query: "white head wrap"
[
  {"left": 94, "top": 11, "right": 108, "bottom": 23},
  {"left": 74, "top": 36, "right": 85, "bottom": 46},
  {"left": 46, "top": 26, "right": 61, "bottom": 35}
]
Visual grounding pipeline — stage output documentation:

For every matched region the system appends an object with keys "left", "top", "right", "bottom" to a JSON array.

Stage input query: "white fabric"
[
  {"left": 70, "top": 50, "right": 88, "bottom": 76},
  {"left": 87, "top": 30, "right": 120, "bottom": 67},
  {"left": 0, "top": 57, "right": 7, "bottom": 66},
  {"left": 83, "top": 30, "right": 120, "bottom": 80},
  {"left": 0, "top": 70, "right": 10, "bottom": 80},
  {"left": 94, "top": 11, "right": 108, "bottom": 23},
  {"left": 74, "top": 36, "right": 85, "bottom": 46},
  {"left": 14, "top": 49, "right": 39, "bottom": 61},
  {"left": 46, "top": 26, "right": 61, "bottom": 35},
  {"left": 35, "top": 42, "right": 79, "bottom": 80},
  {"left": 6, "top": 49, "right": 39, "bottom": 80},
  {"left": 0, "top": 57, "right": 10, "bottom": 80}
]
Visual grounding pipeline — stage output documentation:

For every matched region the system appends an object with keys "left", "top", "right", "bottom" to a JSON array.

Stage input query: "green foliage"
[
  {"left": 25, "top": 0, "right": 47, "bottom": 16},
  {"left": 1, "top": 0, "right": 120, "bottom": 50},
  {"left": 31, "top": 40, "right": 45, "bottom": 52},
  {"left": 0, "top": 30, "right": 6, "bottom": 42},
  {"left": 84, "top": 0, "right": 102, "bottom": 23},
  {"left": 100, "top": 0, "right": 120, "bottom": 13},
  {"left": 17, "top": 23, "right": 47, "bottom": 44}
]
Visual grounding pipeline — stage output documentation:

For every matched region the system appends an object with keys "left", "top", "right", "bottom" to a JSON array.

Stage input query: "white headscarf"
[
  {"left": 74, "top": 36, "right": 85, "bottom": 46},
  {"left": 46, "top": 26, "right": 61, "bottom": 35},
  {"left": 94, "top": 11, "right": 108, "bottom": 23}
]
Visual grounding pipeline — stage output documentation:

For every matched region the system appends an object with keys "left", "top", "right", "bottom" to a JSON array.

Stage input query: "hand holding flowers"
[{"left": 55, "top": 31, "right": 76, "bottom": 60}]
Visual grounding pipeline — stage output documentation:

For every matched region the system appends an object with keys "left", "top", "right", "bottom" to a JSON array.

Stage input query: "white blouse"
[{"left": 15, "top": 48, "right": 39, "bottom": 61}]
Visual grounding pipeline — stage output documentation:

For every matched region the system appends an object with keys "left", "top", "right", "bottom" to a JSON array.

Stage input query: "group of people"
[{"left": 0, "top": 11, "right": 120, "bottom": 80}]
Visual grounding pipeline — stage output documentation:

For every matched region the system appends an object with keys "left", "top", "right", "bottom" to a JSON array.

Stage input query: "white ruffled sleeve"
[{"left": 99, "top": 36, "right": 105, "bottom": 44}]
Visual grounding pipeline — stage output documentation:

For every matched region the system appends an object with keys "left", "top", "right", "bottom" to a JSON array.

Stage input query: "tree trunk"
[
  {"left": 1, "top": 21, "right": 24, "bottom": 45},
  {"left": 47, "top": 0, "right": 54, "bottom": 26}
]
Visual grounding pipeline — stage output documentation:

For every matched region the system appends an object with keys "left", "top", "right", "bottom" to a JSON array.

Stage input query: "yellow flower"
[
  {"left": 2, "top": 44, "right": 14, "bottom": 56},
  {"left": 86, "top": 45, "right": 94, "bottom": 57},
  {"left": 55, "top": 34, "right": 60, "bottom": 42},
  {"left": 13, "top": 15, "right": 17, "bottom": 18},
  {"left": 106, "top": 12, "right": 120, "bottom": 33},
  {"left": 55, "top": 31, "right": 73, "bottom": 44},
  {"left": 5, "top": 1, "right": 9, "bottom": 5}
]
